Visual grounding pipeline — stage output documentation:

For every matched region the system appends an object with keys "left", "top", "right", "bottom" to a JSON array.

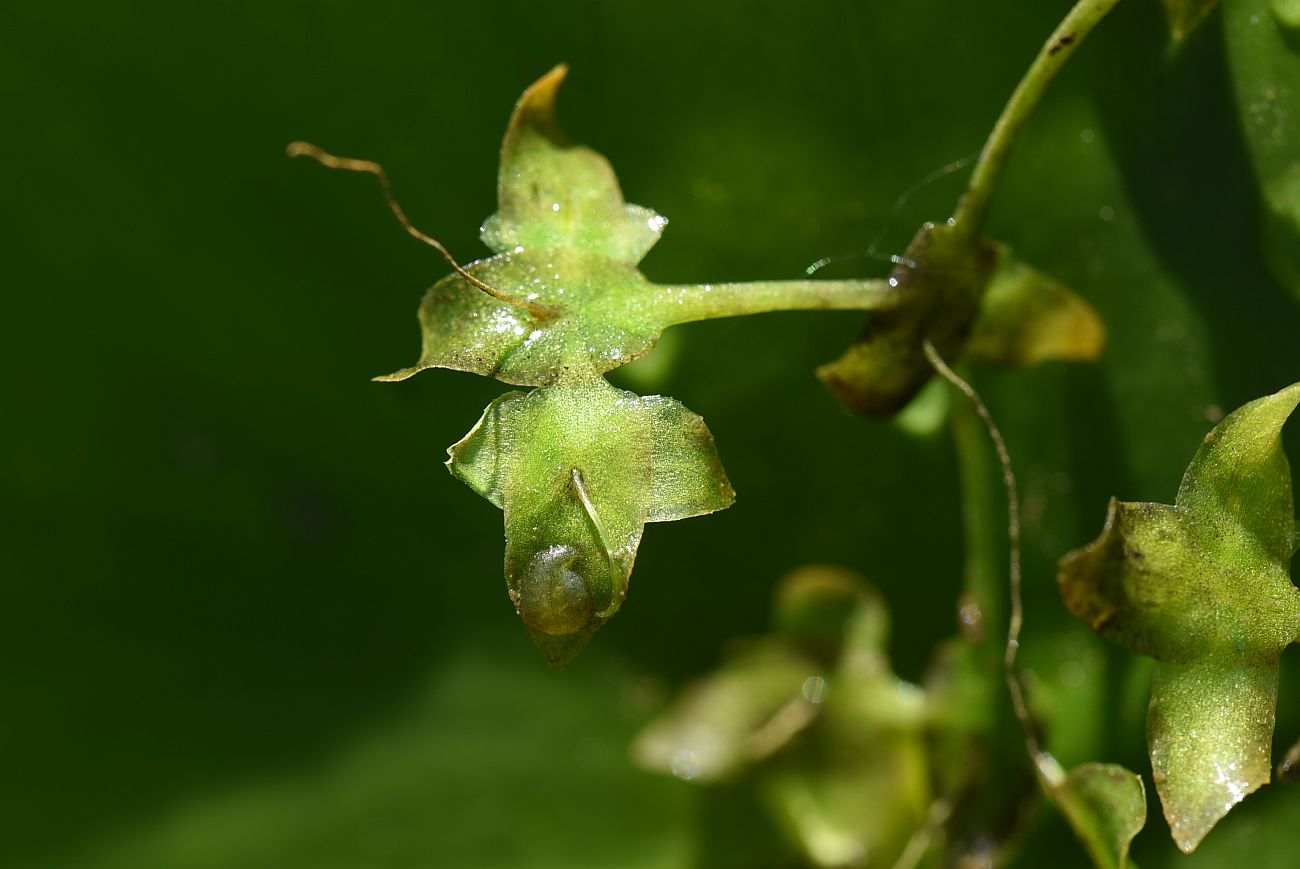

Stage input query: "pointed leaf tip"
[
  {"left": 483, "top": 65, "right": 664, "bottom": 264},
  {"left": 1176, "top": 381, "right": 1300, "bottom": 564},
  {"left": 383, "top": 68, "right": 899, "bottom": 388},
  {"left": 509, "top": 64, "right": 569, "bottom": 141},
  {"left": 1059, "top": 382, "right": 1300, "bottom": 851},
  {"left": 1149, "top": 659, "right": 1277, "bottom": 853}
]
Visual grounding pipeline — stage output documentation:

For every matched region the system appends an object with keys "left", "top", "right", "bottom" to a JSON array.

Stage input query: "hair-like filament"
[
  {"left": 286, "top": 141, "right": 554, "bottom": 320},
  {"left": 923, "top": 341, "right": 1059, "bottom": 787},
  {"left": 569, "top": 468, "right": 625, "bottom": 619}
]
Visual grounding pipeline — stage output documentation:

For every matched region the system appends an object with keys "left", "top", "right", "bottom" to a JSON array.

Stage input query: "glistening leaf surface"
[
  {"left": 448, "top": 377, "right": 733, "bottom": 665},
  {"left": 379, "top": 66, "right": 895, "bottom": 387},
  {"left": 1059, "top": 382, "right": 1300, "bottom": 852}
]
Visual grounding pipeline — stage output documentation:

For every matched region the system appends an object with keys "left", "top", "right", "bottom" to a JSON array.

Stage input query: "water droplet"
[
  {"left": 670, "top": 749, "right": 699, "bottom": 780},
  {"left": 957, "top": 593, "right": 984, "bottom": 642},
  {"left": 801, "top": 675, "right": 827, "bottom": 704},
  {"left": 518, "top": 544, "right": 592, "bottom": 635},
  {"left": 551, "top": 202, "right": 561, "bottom": 213}
]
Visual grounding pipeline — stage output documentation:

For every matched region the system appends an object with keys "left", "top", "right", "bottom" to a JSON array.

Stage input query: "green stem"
[
  {"left": 949, "top": 367, "right": 1006, "bottom": 647},
  {"left": 651, "top": 278, "right": 898, "bottom": 326},
  {"left": 952, "top": 0, "right": 1124, "bottom": 234}
]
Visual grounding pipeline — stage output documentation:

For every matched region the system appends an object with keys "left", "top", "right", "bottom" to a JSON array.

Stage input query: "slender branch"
[
  {"left": 286, "top": 141, "right": 556, "bottom": 320},
  {"left": 650, "top": 278, "right": 899, "bottom": 326},
  {"left": 951, "top": 0, "right": 1125, "bottom": 233},
  {"left": 924, "top": 342, "right": 1044, "bottom": 769}
]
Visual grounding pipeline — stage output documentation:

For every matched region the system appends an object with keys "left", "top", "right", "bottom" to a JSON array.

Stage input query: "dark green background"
[{"left": 5, "top": 1, "right": 1299, "bottom": 866}]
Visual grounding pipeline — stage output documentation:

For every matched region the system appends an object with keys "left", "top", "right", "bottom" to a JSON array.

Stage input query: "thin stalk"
[
  {"left": 652, "top": 278, "right": 899, "bottom": 326},
  {"left": 286, "top": 141, "right": 556, "bottom": 320},
  {"left": 950, "top": 384, "right": 1005, "bottom": 641},
  {"left": 925, "top": 342, "right": 1052, "bottom": 778},
  {"left": 952, "top": 0, "right": 1125, "bottom": 234}
]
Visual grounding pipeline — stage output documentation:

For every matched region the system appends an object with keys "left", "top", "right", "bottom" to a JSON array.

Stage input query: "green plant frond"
[
  {"left": 378, "top": 67, "right": 895, "bottom": 388},
  {"left": 1059, "top": 382, "right": 1300, "bottom": 852},
  {"left": 447, "top": 377, "right": 733, "bottom": 665}
]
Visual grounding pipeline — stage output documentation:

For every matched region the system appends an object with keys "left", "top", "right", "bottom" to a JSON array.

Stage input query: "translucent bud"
[{"left": 517, "top": 544, "right": 593, "bottom": 636}]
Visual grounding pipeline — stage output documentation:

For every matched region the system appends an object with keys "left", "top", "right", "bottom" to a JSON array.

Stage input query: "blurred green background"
[{"left": 5, "top": 0, "right": 1300, "bottom": 866}]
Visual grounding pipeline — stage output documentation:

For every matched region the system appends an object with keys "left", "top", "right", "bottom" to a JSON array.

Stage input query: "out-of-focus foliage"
[
  {"left": 1222, "top": 0, "right": 1300, "bottom": 300},
  {"left": 1163, "top": 0, "right": 1224, "bottom": 37},
  {"left": 4, "top": 1, "right": 1300, "bottom": 868},
  {"left": 967, "top": 253, "right": 1107, "bottom": 367},
  {"left": 637, "top": 566, "right": 1147, "bottom": 868},
  {"left": 1060, "top": 383, "right": 1300, "bottom": 852},
  {"left": 635, "top": 568, "right": 931, "bottom": 867}
]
